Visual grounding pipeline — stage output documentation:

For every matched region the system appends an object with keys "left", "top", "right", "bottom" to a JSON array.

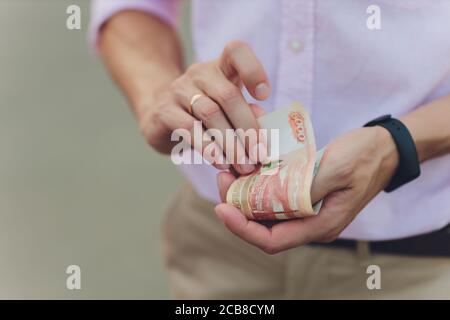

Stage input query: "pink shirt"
[{"left": 90, "top": 0, "right": 450, "bottom": 240}]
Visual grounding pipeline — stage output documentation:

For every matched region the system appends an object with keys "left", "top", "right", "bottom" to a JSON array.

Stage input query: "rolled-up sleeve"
[{"left": 89, "top": 0, "right": 179, "bottom": 52}]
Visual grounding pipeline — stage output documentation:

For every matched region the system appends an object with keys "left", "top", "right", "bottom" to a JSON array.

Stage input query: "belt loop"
[{"left": 356, "top": 241, "right": 370, "bottom": 260}]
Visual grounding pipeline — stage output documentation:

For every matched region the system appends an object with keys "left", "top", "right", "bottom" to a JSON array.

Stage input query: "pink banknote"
[{"left": 226, "top": 102, "right": 324, "bottom": 220}]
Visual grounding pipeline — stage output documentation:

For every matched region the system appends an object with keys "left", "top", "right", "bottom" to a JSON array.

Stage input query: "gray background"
[{"left": 0, "top": 0, "right": 192, "bottom": 299}]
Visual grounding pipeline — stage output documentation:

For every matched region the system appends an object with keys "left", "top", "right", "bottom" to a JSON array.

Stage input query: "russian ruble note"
[{"left": 226, "top": 102, "right": 324, "bottom": 220}]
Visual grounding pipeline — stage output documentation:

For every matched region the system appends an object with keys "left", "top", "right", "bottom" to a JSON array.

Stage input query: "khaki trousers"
[{"left": 162, "top": 184, "right": 450, "bottom": 299}]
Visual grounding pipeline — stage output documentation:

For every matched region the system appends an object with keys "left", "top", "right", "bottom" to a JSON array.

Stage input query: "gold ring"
[{"left": 189, "top": 94, "right": 204, "bottom": 115}]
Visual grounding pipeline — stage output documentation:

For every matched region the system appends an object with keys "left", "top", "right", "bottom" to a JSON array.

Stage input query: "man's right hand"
[{"left": 138, "top": 40, "right": 271, "bottom": 174}]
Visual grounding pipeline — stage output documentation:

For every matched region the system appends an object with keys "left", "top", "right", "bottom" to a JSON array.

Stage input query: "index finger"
[
  {"left": 220, "top": 40, "right": 271, "bottom": 101},
  {"left": 217, "top": 171, "right": 236, "bottom": 202}
]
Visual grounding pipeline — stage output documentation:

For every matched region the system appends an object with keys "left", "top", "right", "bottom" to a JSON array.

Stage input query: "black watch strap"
[{"left": 364, "top": 115, "right": 421, "bottom": 192}]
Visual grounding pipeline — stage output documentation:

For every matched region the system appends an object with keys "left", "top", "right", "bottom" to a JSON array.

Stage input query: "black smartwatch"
[{"left": 363, "top": 115, "right": 421, "bottom": 192}]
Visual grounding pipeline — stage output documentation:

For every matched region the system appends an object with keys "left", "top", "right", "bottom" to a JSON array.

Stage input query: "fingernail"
[
  {"left": 215, "top": 163, "right": 230, "bottom": 171},
  {"left": 255, "top": 83, "right": 270, "bottom": 100}
]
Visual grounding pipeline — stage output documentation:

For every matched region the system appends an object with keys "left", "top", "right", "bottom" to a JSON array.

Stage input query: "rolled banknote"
[{"left": 226, "top": 102, "right": 324, "bottom": 220}]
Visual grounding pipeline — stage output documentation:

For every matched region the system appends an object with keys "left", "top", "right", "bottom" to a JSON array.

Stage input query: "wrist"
[{"left": 373, "top": 126, "right": 400, "bottom": 180}]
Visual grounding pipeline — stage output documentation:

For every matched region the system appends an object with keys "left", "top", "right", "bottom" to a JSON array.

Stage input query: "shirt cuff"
[{"left": 89, "top": 0, "right": 179, "bottom": 54}]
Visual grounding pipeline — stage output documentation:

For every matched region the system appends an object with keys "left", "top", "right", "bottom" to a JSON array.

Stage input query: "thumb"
[
  {"left": 217, "top": 171, "right": 237, "bottom": 202},
  {"left": 309, "top": 152, "right": 342, "bottom": 205}
]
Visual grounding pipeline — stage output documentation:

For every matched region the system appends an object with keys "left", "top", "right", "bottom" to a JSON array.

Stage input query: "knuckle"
[
  {"left": 177, "top": 117, "right": 194, "bottom": 132},
  {"left": 145, "top": 132, "right": 158, "bottom": 148},
  {"left": 149, "top": 104, "right": 170, "bottom": 129},
  {"left": 216, "top": 85, "right": 240, "bottom": 104},
  {"left": 186, "top": 62, "right": 200, "bottom": 73},
  {"left": 186, "top": 62, "right": 207, "bottom": 77},
  {"left": 139, "top": 118, "right": 158, "bottom": 147},
  {"left": 224, "top": 40, "right": 248, "bottom": 56},
  {"left": 169, "top": 77, "right": 184, "bottom": 92},
  {"left": 150, "top": 107, "right": 165, "bottom": 126},
  {"left": 169, "top": 79, "right": 189, "bottom": 102},
  {"left": 261, "top": 243, "right": 279, "bottom": 255},
  {"left": 195, "top": 101, "right": 221, "bottom": 122}
]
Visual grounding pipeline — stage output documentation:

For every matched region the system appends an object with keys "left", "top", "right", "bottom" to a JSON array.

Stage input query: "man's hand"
[
  {"left": 215, "top": 126, "right": 399, "bottom": 254},
  {"left": 99, "top": 12, "right": 269, "bottom": 174},
  {"left": 139, "top": 40, "right": 271, "bottom": 174}
]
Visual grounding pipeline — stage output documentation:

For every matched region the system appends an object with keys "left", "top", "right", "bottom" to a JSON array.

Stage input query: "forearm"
[
  {"left": 401, "top": 94, "right": 450, "bottom": 162},
  {"left": 98, "top": 10, "right": 183, "bottom": 119}
]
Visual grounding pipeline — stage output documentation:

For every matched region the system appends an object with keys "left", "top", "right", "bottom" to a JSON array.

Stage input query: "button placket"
[
  {"left": 290, "top": 39, "right": 303, "bottom": 53},
  {"left": 275, "top": 0, "right": 315, "bottom": 113}
]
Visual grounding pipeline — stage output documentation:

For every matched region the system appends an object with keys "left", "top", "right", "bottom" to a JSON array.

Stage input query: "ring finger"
[{"left": 176, "top": 87, "right": 255, "bottom": 174}]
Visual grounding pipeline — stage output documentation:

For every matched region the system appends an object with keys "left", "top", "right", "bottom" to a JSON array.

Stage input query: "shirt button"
[{"left": 290, "top": 40, "right": 303, "bottom": 53}]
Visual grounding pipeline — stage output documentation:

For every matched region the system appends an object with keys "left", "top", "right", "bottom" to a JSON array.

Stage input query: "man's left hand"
[{"left": 215, "top": 126, "right": 399, "bottom": 254}]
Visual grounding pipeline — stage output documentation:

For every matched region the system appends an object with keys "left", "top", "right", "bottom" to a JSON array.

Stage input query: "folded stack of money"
[{"left": 226, "top": 102, "right": 324, "bottom": 220}]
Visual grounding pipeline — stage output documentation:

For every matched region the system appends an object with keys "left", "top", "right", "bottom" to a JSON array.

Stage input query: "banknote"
[{"left": 226, "top": 102, "right": 324, "bottom": 220}]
